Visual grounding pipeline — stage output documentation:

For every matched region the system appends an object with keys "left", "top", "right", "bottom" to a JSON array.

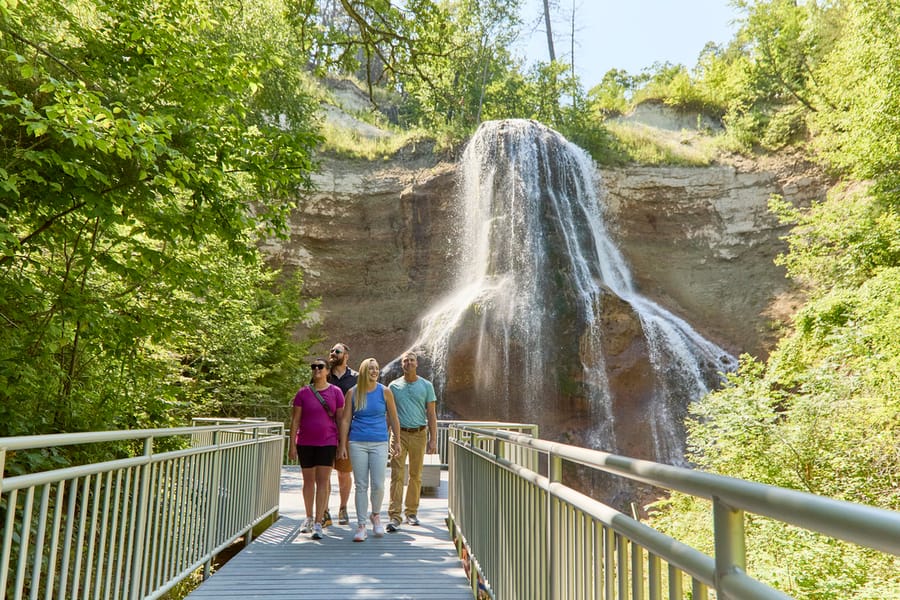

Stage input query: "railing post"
[
  {"left": 204, "top": 430, "right": 222, "bottom": 580},
  {"left": 548, "top": 450, "right": 562, "bottom": 600},
  {"left": 129, "top": 437, "right": 153, "bottom": 600},
  {"left": 246, "top": 427, "right": 259, "bottom": 546},
  {"left": 712, "top": 496, "right": 746, "bottom": 599}
]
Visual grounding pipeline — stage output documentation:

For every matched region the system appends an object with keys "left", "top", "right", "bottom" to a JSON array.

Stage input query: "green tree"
[
  {"left": 648, "top": 2, "right": 900, "bottom": 596},
  {"left": 0, "top": 0, "right": 321, "bottom": 450}
]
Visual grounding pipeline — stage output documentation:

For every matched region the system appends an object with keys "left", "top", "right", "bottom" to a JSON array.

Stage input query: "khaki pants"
[{"left": 389, "top": 428, "right": 427, "bottom": 522}]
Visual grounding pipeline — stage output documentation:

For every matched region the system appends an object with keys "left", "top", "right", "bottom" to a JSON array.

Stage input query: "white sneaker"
[
  {"left": 371, "top": 513, "right": 384, "bottom": 537},
  {"left": 300, "top": 517, "right": 314, "bottom": 533},
  {"left": 353, "top": 524, "right": 367, "bottom": 542},
  {"left": 312, "top": 523, "right": 323, "bottom": 540}
]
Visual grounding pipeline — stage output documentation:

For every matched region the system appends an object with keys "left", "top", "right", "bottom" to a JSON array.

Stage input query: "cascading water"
[{"left": 402, "top": 119, "right": 736, "bottom": 466}]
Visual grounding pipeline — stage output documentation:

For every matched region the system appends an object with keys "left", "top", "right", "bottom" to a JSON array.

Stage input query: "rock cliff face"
[
  {"left": 265, "top": 145, "right": 830, "bottom": 369},
  {"left": 260, "top": 143, "right": 459, "bottom": 360},
  {"left": 601, "top": 154, "right": 830, "bottom": 357}
]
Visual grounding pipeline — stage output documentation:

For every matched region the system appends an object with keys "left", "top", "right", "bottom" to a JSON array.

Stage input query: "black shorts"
[{"left": 296, "top": 444, "right": 337, "bottom": 469}]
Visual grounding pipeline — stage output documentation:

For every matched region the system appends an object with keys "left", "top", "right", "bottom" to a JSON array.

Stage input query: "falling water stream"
[{"left": 402, "top": 120, "right": 736, "bottom": 465}]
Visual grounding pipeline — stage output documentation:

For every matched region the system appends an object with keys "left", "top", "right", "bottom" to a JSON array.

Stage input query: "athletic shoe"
[
  {"left": 322, "top": 509, "right": 333, "bottom": 527},
  {"left": 386, "top": 519, "right": 401, "bottom": 533},
  {"left": 311, "top": 523, "right": 323, "bottom": 540},
  {"left": 406, "top": 514, "right": 420, "bottom": 526},
  {"left": 338, "top": 507, "right": 349, "bottom": 525},
  {"left": 300, "top": 517, "right": 314, "bottom": 533},
  {"left": 353, "top": 524, "right": 367, "bottom": 542},
  {"left": 371, "top": 513, "right": 384, "bottom": 537}
]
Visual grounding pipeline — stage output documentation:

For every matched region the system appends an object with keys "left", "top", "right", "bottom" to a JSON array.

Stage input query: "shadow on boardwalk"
[{"left": 187, "top": 467, "right": 472, "bottom": 599}]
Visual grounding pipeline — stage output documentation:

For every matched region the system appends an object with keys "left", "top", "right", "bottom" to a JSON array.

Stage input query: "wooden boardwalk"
[{"left": 187, "top": 466, "right": 473, "bottom": 599}]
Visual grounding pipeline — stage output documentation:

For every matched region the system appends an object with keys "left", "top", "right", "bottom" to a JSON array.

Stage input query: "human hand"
[
  {"left": 427, "top": 440, "right": 437, "bottom": 455},
  {"left": 337, "top": 445, "right": 347, "bottom": 460},
  {"left": 389, "top": 439, "right": 400, "bottom": 458},
  {"left": 288, "top": 445, "right": 298, "bottom": 461}
]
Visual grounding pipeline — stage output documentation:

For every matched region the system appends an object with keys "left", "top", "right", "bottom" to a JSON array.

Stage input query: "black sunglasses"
[
  {"left": 310, "top": 363, "right": 327, "bottom": 370},
  {"left": 330, "top": 348, "right": 343, "bottom": 354}
]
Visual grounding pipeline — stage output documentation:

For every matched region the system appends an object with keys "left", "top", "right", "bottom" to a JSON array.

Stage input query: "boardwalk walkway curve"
[{"left": 186, "top": 467, "right": 472, "bottom": 600}]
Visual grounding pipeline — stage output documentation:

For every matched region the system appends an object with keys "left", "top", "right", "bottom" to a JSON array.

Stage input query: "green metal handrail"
[
  {"left": 447, "top": 424, "right": 900, "bottom": 599},
  {"left": 0, "top": 421, "right": 284, "bottom": 600}
]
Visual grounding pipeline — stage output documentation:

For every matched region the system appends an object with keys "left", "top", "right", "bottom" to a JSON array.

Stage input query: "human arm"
[
  {"left": 337, "top": 388, "right": 352, "bottom": 460},
  {"left": 384, "top": 387, "right": 401, "bottom": 457},
  {"left": 288, "top": 404, "right": 301, "bottom": 461},
  {"left": 426, "top": 401, "right": 438, "bottom": 455}
]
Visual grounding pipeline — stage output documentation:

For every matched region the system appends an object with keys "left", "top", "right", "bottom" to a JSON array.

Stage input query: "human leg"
[
  {"left": 404, "top": 429, "right": 427, "bottom": 519},
  {"left": 388, "top": 431, "right": 409, "bottom": 523},
  {"left": 338, "top": 470, "right": 352, "bottom": 523},
  {"left": 349, "top": 442, "right": 370, "bottom": 526},
  {"left": 314, "top": 465, "right": 331, "bottom": 525},
  {"left": 300, "top": 465, "right": 316, "bottom": 531},
  {"left": 368, "top": 441, "right": 389, "bottom": 516}
]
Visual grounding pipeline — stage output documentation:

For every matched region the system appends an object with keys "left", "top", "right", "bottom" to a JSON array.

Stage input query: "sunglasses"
[
  {"left": 330, "top": 348, "right": 343, "bottom": 354},
  {"left": 310, "top": 363, "right": 327, "bottom": 370}
]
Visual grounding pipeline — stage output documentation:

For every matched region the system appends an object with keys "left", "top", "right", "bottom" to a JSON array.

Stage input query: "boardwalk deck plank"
[{"left": 187, "top": 466, "right": 472, "bottom": 599}]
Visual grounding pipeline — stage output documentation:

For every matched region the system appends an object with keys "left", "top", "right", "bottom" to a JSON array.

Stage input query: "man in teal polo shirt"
[{"left": 386, "top": 351, "right": 437, "bottom": 531}]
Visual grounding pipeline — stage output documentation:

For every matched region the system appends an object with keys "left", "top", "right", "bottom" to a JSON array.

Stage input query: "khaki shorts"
[{"left": 334, "top": 456, "right": 353, "bottom": 473}]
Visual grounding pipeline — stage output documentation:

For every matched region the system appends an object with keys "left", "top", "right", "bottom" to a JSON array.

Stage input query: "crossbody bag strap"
[{"left": 309, "top": 385, "right": 335, "bottom": 423}]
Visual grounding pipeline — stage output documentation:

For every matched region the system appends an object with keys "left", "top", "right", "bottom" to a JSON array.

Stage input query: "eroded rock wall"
[
  {"left": 601, "top": 154, "right": 830, "bottom": 357},
  {"left": 264, "top": 148, "right": 830, "bottom": 367}
]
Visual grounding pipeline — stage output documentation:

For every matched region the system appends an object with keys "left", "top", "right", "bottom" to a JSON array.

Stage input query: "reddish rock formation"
[{"left": 262, "top": 137, "right": 831, "bottom": 467}]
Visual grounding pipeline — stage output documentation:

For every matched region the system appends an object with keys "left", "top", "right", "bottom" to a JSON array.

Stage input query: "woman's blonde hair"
[{"left": 351, "top": 357, "right": 379, "bottom": 412}]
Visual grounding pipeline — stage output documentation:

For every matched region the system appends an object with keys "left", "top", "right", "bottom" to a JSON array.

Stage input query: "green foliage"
[
  {"left": 291, "top": 0, "right": 526, "bottom": 132},
  {"left": 646, "top": 5, "right": 900, "bottom": 595},
  {"left": 586, "top": 69, "right": 631, "bottom": 117},
  {"left": 771, "top": 186, "right": 900, "bottom": 290},
  {"left": 811, "top": 0, "right": 900, "bottom": 194},
  {"left": 0, "top": 0, "right": 321, "bottom": 449},
  {"left": 650, "top": 268, "right": 900, "bottom": 597}
]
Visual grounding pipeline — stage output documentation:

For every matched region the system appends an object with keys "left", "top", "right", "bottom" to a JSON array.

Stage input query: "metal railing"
[
  {"left": 0, "top": 420, "right": 284, "bottom": 600},
  {"left": 435, "top": 421, "right": 539, "bottom": 467},
  {"left": 447, "top": 424, "right": 900, "bottom": 599}
]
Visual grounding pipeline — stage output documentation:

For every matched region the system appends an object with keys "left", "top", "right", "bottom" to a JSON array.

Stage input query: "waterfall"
[{"left": 401, "top": 119, "right": 737, "bottom": 465}]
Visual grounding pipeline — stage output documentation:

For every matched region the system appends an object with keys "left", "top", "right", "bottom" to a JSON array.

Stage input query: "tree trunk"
[{"left": 542, "top": 0, "right": 556, "bottom": 62}]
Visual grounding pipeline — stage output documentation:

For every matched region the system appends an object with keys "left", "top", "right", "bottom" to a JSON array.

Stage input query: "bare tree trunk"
[
  {"left": 570, "top": 0, "right": 576, "bottom": 108},
  {"left": 542, "top": 0, "right": 556, "bottom": 62}
]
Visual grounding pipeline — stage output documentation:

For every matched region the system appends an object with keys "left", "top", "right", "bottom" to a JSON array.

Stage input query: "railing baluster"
[
  {"left": 29, "top": 483, "right": 51, "bottom": 600},
  {"left": 669, "top": 564, "right": 683, "bottom": 600},
  {"left": 45, "top": 483, "right": 65, "bottom": 600},
  {"left": 648, "top": 552, "right": 661, "bottom": 600},
  {"left": 71, "top": 476, "right": 90, "bottom": 600},
  {"left": 102, "top": 469, "right": 123, "bottom": 600},
  {"left": 632, "top": 541, "right": 644, "bottom": 600},
  {"left": 13, "top": 488, "right": 32, "bottom": 600}
]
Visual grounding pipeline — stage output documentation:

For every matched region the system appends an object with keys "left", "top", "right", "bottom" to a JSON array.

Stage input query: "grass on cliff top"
[
  {"left": 318, "top": 121, "right": 428, "bottom": 159},
  {"left": 604, "top": 120, "right": 722, "bottom": 167}
]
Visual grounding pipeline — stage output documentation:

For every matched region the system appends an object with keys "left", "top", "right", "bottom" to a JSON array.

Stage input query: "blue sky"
[{"left": 517, "top": 0, "right": 742, "bottom": 88}]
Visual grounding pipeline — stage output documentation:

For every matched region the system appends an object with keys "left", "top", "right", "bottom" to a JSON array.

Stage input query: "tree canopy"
[{"left": 0, "top": 0, "right": 321, "bottom": 463}]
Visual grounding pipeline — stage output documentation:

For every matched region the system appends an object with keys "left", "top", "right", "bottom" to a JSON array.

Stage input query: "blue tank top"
[{"left": 349, "top": 384, "right": 389, "bottom": 442}]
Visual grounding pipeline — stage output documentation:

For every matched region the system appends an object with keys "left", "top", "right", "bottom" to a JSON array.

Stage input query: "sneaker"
[
  {"left": 300, "top": 517, "right": 314, "bottom": 533},
  {"left": 406, "top": 514, "right": 420, "bottom": 526},
  {"left": 370, "top": 513, "right": 384, "bottom": 537},
  {"left": 338, "top": 507, "right": 349, "bottom": 525},
  {"left": 385, "top": 519, "right": 401, "bottom": 533},
  {"left": 311, "top": 523, "right": 323, "bottom": 540},
  {"left": 322, "top": 509, "right": 333, "bottom": 527},
  {"left": 353, "top": 524, "right": 367, "bottom": 542}
]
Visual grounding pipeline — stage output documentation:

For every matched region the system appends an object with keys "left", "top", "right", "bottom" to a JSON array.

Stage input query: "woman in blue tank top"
[{"left": 338, "top": 357, "right": 400, "bottom": 542}]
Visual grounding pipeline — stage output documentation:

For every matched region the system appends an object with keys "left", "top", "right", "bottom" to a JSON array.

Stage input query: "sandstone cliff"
[{"left": 264, "top": 144, "right": 830, "bottom": 367}]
